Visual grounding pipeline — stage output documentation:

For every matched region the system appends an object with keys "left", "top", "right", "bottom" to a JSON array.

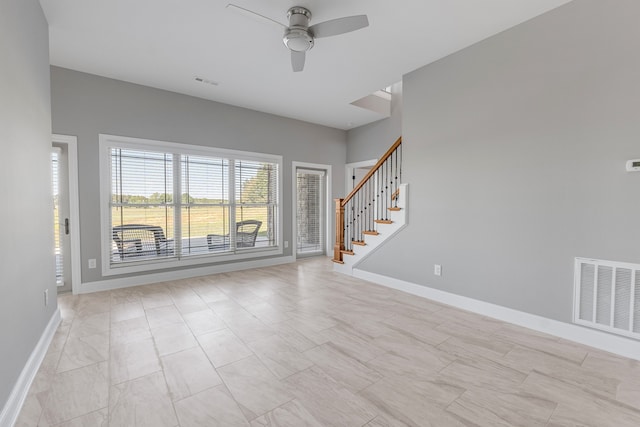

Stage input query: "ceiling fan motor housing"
[{"left": 283, "top": 7, "right": 314, "bottom": 52}]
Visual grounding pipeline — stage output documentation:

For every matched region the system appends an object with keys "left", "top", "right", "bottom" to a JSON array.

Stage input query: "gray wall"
[
  {"left": 0, "top": 0, "right": 55, "bottom": 410},
  {"left": 358, "top": 0, "right": 640, "bottom": 322},
  {"left": 346, "top": 81, "right": 403, "bottom": 163},
  {"left": 50, "top": 67, "right": 347, "bottom": 283}
]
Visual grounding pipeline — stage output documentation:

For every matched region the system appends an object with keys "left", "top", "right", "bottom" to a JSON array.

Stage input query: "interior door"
[
  {"left": 348, "top": 162, "right": 377, "bottom": 221},
  {"left": 352, "top": 166, "right": 371, "bottom": 190}
]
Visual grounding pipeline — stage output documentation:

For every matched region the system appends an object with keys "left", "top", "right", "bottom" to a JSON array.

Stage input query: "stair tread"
[
  {"left": 388, "top": 207, "right": 401, "bottom": 211},
  {"left": 374, "top": 219, "right": 393, "bottom": 224},
  {"left": 363, "top": 231, "right": 379, "bottom": 236},
  {"left": 331, "top": 259, "right": 345, "bottom": 265},
  {"left": 340, "top": 250, "right": 355, "bottom": 256},
  {"left": 352, "top": 241, "right": 366, "bottom": 246}
]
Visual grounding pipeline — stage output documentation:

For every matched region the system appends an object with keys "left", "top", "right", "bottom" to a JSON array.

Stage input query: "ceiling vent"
[{"left": 574, "top": 257, "right": 640, "bottom": 340}]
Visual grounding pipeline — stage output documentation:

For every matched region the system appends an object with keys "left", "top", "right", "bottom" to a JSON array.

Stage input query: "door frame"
[
  {"left": 345, "top": 159, "right": 377, "bottom": 193},
  {"left": 291, "top": 162, "right": 332, "bottom": 260},
  {"left": 52, "top": 134, "right": 81, "bottom": 294}
]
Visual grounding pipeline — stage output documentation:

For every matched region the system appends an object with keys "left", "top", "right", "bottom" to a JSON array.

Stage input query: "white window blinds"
[
  {"left": 181, "top": 155, "right": 230, "bottom": 255},
  {"left": 110, "top": 149, "right": 175, "bottom": 263},
  {"left": 52, "top": 150, "right": 63, "bottom": 284},
  {"left": 236, "top": 160, "right": 278, "bottom": 248},
  {"left": 103, "top": 136, "right": 281, "bottom": 272}
]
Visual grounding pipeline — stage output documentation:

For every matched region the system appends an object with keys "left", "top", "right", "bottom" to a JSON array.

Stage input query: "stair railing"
[{"left": 333, "top": 137, "right": 402, "bottom": 263}]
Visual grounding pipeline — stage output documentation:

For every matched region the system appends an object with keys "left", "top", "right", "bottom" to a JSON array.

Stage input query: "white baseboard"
[
  {"left": 77, "top": 256, "right": 296, "bottom": 294},
  {"left": 353, "top": 268, "right": 640, "bottom": 362},
  {"left": 0, "top": 309, "right": 61, "bottom": 427}
]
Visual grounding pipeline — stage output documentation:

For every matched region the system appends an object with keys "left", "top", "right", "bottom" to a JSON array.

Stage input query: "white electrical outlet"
[
  {"left": 434, "top": 264, "right": 442, "bottom": 276},
  {"left": 44, "top": 289, "right": 49, "bottom": 306},
  {"left": 284, "top": 241, "right": 289, "bottom": 248},
  {"left": 88, "top": 258, "right": 97, "bottom": 269}
]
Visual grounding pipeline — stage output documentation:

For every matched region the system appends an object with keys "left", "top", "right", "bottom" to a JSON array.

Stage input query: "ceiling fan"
[{"left": 226, "top": 4, "right": 369, "bottom": 72}]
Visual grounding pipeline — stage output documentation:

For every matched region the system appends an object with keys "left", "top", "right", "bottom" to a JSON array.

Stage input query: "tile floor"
[{"left": 15, "top": 257, "right": 640, "bottom": 426}]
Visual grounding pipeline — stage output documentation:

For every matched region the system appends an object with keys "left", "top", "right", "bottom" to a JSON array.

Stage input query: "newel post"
[{"left": 333, "top": 198, "right": 345, "bottom": 263}]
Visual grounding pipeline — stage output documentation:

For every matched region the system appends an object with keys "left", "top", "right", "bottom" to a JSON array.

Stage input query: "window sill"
[{"left": 101, "top": 246, "right": 283, "bottom": 277}]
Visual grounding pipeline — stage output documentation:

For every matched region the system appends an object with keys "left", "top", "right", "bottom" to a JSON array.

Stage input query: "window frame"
[{"left": 99, "top": 134, "right": 283, "bottom": 276}]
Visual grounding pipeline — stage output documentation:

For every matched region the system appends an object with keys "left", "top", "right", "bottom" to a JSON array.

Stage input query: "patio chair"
[
  {"left": 112, "top": 224, "right": 173, "bottom": 260},
  {"left": 207, "top": 220, "right": 262, "bottom": 250}
]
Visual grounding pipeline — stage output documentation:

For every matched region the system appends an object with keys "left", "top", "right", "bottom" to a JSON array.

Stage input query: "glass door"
[
  {"left": 296, "top": 168, "right": 325, "bottom": 257},
  {"left": 52, "top": 146, "right": 71, "bottom": 291}
]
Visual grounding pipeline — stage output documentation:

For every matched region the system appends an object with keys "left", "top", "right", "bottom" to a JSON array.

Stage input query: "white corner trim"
[
  {"left": 352, "top": 268, "right": 640, "bottom": 362},
  {"left": 78, "top": 256, "right": 295, "bottom": 294},
  {"left": 0, "top": 309, "right": 61, "bottom": 427}
]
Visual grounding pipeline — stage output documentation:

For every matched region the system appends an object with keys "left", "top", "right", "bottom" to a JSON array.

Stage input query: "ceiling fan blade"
[
  {"left": 226, "top": 4, "right": 287, "bottom": 29},
  {"left": 291, "top": 51, "right": 305, "bottom": 72},
  {"left": 309, "top": 15, "right": 369, "bottom": 38}
]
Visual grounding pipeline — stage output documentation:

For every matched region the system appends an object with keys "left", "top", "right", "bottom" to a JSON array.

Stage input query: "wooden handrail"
[
  {"left": 341, "top": 136, "right": 402, "bottom": 207},
  {"left": 333, "top": 136, "right": 402, "bottom": 264}
]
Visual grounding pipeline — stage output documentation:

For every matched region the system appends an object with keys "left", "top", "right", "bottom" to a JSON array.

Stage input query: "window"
[
  {"left": 110, "top": 149, "right": 175, "bottom": 263},
  {"left": 100, "top": 134, "right": 282, "bottom": 275},
  {"left": 236, "top": 160, "right": 278, "bottom": 248},
  {"left": 181, "top": 154, "right": 229, "bottom": 255}
]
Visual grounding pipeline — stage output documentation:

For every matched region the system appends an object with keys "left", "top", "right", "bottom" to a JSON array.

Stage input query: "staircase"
[{"left": 333, "top": 137, "right": 407, "bottom": 275}]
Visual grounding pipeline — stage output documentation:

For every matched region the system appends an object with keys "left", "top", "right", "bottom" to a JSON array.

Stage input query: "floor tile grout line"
[
  {"left": 214, "top": 354, "right": 278, "bottom": 423},
  {"left": 106, "top": 297, "right": 113, "bottom": 425},
  {"left": 146, "top": 302, "right": 181, "bottom": 426},
  {"left": 527, "top": 368, "right": 640, "bottom": 411},
  {"left": 34, "top": 340, "right": 65, "bottom": 426},
  {"left": 54, "top": 406, "right": 110, "bottom": 427},
  {"left": 544, "top": 400, "right": 560, "bottom": 426},
  {"left": 46, "top": 307, "right": 97, "bottom": 425},
  {"left": 244, "top": 395, "right": 298, "bottom": 423},
  {"left": 192, "top": 293, "right": 296, "bottom": 414}
]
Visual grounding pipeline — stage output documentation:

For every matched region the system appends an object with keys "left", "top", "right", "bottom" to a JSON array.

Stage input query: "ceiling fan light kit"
[
  {"left": 227, "top": 3, "right": 369, "bottom": 72},
  {"left": 283, "top": 29, "right": 314, "bottom": 52}
]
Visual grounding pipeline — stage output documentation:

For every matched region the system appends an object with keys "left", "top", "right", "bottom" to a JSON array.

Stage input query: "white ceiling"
[{"left": 40, "top": 0, "right": 572, "bottom": 130}]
